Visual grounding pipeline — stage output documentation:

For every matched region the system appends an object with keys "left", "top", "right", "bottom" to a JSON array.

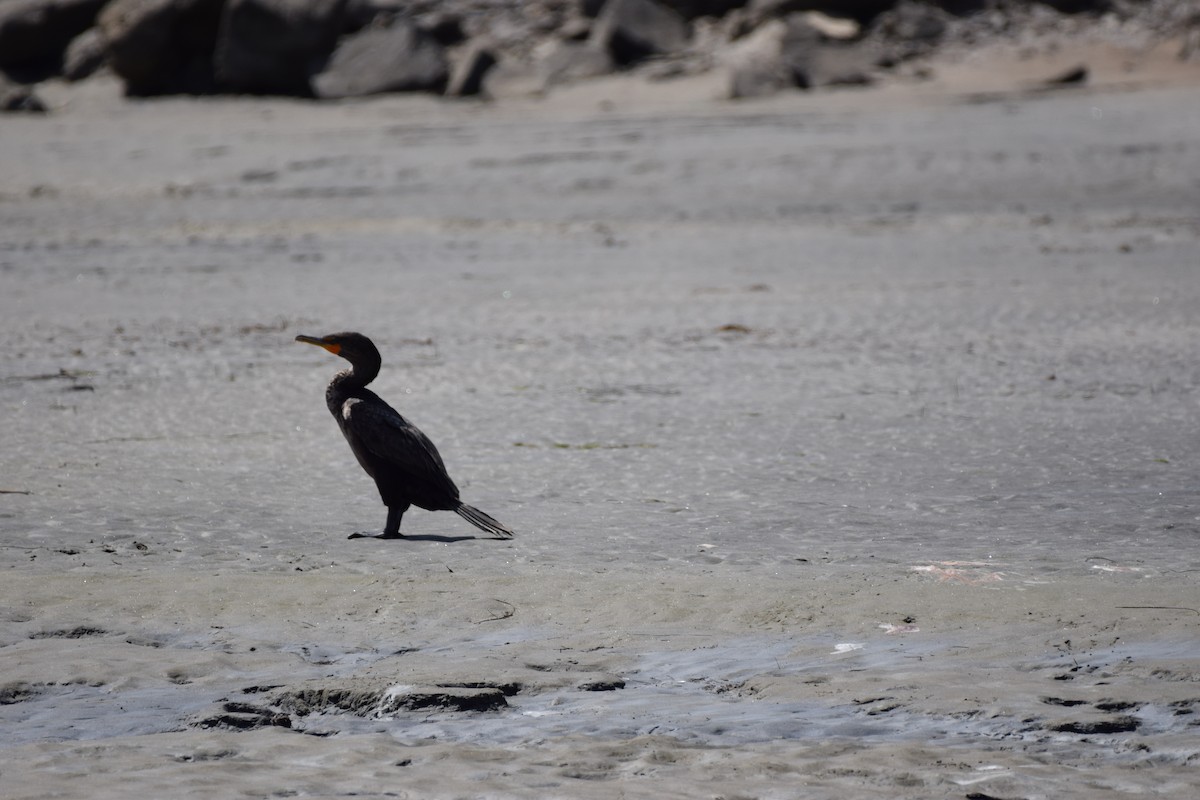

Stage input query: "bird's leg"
[
  {"left": 381, "top": 505, "right": 405, "bottom": 538},
  {"left": 348, "top": 505, "right": 406, "bottom": 540}
]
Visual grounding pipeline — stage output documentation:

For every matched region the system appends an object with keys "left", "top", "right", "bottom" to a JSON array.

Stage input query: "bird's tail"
[{"left": 455, "top": 503, "right": 514, "bottom": 539}]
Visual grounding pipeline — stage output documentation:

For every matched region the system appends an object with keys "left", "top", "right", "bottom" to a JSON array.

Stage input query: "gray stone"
[
  {"left": 590, "top": 0, "right": 743, "bottom": 18},
  {"left": 312, "top": 17, "right": 449, "bottom": 98},
  {"left": 62, "top": 26, "right": 106, "bottom": 81},
  {"left": 780, "top": 15, "right": 874, "bottom": 89},
  {"left": 727, "top": 62, "right": 787, "bottom": 98},
  {"left": 589, "top": 0, "right": 690, "bottom": 66},
  {"left": 0, "top": 75, "right": 47, "bottom": 112},
  {"left": 746, "top": 0, "right": 894, "bottom": 27},
  {"left": 537, "top": 40, "right": 614, "bottom": 88},
  {"left": 721, "top": 18, "right": 790, "bottom": 99},
  {"left": 558, "top": 14, "right": 593, "bottom": 41},
  {"left": 722, "top": 14, "right": 875, "bottom": 99},
  {"left": 446, "top": 40, "right": 498, "bottom": 97},
  {"left": 479, "top": 60, "right": 545, "bottom": 100},
  {"left": 880, "top": 1, "right": 948, "bottom": 43}
]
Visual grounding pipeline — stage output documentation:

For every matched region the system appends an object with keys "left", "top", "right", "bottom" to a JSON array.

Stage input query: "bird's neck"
[
  {"left": 334, "top": 360, "right": 377, "bottom": 388},
  {"left": 326, "top": 360, "right": 379, "bottom": 408}
]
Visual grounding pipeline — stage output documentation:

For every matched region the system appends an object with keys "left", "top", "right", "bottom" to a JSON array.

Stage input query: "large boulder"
[
  {"left": 589, "top": 0, "right": 690, "bottom": 66},
  {"left": 0, "top": 74, "right": 47, "bottom": 111},
  {"left": 670, "top": 1, "right": 752, "bottom": 18},
  {"left": 1038, "top": 0, "right": 1110, "bottom": 12},
  {"left": 722, "top": 18, "right": 790, "bottom": 98},
  {"left": 214, "top": 0, "right": 347, "bottom": 95},
  {"left": 745, "top": 1, "right": 897, "bottom": 25},
  {"left": 445, "top": 39, "right": 497, "bottom": 97},
  {"left": 341, "top": 0, "right": 402, "bottom": 31},
  {"left": 723, "top": 13, "right": 874, "bottom": 98},
  {"left": 62, "top": 26, "right": 107, "bottom": 80},
  {"left": 0, "top": 0, "right": 107, "bottom": 71},
  {"left": 877, "top": 1, "right": 947, "bottom": 43},
  {"left": 99, "top": 0, "right": 225, "bottom": 95},
  {"left": 780, "top": 14, "right": 873, "bottom": 88},
  {"left": 311, "top": 16, "right": 448, "bottom": 98},
  {"left": 584, "top": 0, "right": 745, "bottom": 19}
]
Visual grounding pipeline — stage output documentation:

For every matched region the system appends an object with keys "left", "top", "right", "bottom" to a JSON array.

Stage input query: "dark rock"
[
  {"left": 590, "top": 0, "right": 691, "bottom": 66},
  {"left": 588, "top": 0, "right": 744, "bottom": 19},
  {"left": 418, "top": 9, "right": 466, "bottom": 46},
  {"left": 312, "top": 16, "right": 448, "bottom": 98},
  {"left": 0, "top": 0, "right": 107, "bottom": 70},
  {"left": 933, "top": 0, "right": 986, "bottom": 15},
  {"left": 877, "top": 1, "right": 948, "bottom": 43},
  {"left": 341, "top": 0, "right": 402, "bottom": 32},
  {"left": 436, "top": 680, "right": 523, "bottom": 697},
  {"left": 192, "top": 714, "right": 257, "bottom": 729},
  {"left": 99, "top": 0, "right": 225, "bottom": 96},
  {"left": 659, "top": 0, "right": 746, "bottom": 19},
  {"left": 241, "top": 684, "right": 285, "bottom": 694},
  {"left": 1038, "top": 0, "right": 1110, "bottom": 13},
  {"left": 274, "top": 684, "right": 507, "bottom": 715},
  {"left": 29, "top": 626, "right": 107, "bottom": 638},
  {"left": 445, "top": 40, "right": 498, "bottom": 97},
  {"left": 275, "top": 687, "right": 380, "bottom": 716},
  {"left": 679, "top": 1, "right": 748, "bottom": 18},
  {"left": 62, "top": 27, "right": 106, "bottom": 80},
  {"left": 780, "top": 15, "right": 874, "bottom": 88},
  {"left": 726, "top": 13, "right": 874, "bottom": 98},
  {"left": 728, "top": 64, "right": 782, "bottom": 98},
  {"left": 746, "top": 0, "right": 895, "bottom": 27},
  {"left": 214, "top": 0, "right": 347, "bottom": 96},
  {"left": 193, "top": 702, "right": 293, "bottom": 730},
  {"left": 1041, "top": 63, "right": 1088, "bottom": 86},
  {"left": 381, "top": 687, "right": 508, "bottom": 713},
  {"left": 1094, "top": 699, "right": 1140, "bottom": 712},
  {"left": 0, "top": 681, "right": 40, "bottom": 704},
  {"left": 578, "top": 677, "right": 626, "bottom": 691},
  {"left": 866, "top": 1, "right": 953, "bottom": 67},
  {"left": 1048, "top": 715, "right": 1141, "bottom": 734}
]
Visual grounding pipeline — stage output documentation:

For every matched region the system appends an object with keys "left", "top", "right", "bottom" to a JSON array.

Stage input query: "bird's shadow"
[
  {"left": 396, "top": 534, "right": 481, "bottom": 543},
  {"left": 348, "top": 532, "right": 481, "bottom": 543}
]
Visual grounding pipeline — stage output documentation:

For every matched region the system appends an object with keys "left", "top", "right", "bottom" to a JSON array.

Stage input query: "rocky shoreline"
[{"left": 2, "top": 0, "right": 1197, "bottom": 111}]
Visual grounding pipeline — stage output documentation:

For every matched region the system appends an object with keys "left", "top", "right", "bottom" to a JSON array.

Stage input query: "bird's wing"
[{"left": 341, "top": 397, "right": 455, "bottom": 488}]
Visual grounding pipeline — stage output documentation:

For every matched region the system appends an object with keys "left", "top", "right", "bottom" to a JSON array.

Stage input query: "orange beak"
[{"left": 295, "top": 335, "right": 341, "bottom": 355}]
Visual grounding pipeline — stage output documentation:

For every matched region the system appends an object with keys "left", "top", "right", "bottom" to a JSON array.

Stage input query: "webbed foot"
[{"left": 348, "top": 531, "right": 405, "bottom": 540}]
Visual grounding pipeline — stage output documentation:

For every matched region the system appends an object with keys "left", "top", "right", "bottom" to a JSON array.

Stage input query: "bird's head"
[{"left": 295, "top": 332, "right": 381, "bottom": 367}]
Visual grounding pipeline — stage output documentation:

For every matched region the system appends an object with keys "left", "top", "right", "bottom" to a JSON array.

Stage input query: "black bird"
[{"left": 296, "top": 332, "right": 513, "bottom": 540}]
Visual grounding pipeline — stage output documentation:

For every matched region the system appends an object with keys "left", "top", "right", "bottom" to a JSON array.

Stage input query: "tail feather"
[{"left": 455, "top": 503, "right": 514, "bottom": 539}]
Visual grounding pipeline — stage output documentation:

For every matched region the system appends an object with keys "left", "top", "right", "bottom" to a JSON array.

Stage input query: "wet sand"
[{"left": 2, "top": 51, "right": 1199, "bottom": 798}]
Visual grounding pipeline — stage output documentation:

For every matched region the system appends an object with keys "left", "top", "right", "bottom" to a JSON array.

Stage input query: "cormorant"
[{"left": 295, "top": 332, "right": 513, "bottom": 540}]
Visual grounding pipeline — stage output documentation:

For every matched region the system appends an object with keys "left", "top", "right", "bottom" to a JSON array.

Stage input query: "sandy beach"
[{"left": 2, "top": 42, "right": 1200, "bottom": 798}]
